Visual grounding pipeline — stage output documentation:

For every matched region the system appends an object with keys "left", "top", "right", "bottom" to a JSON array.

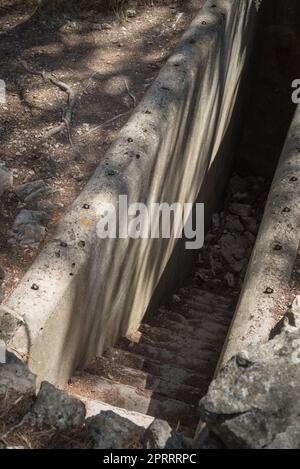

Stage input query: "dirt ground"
[{"left": 0, "top": 0, "right": 204, "bottom": 300}]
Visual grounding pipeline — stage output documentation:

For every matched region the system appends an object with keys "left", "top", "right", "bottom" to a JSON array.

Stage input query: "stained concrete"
[{"left": 0, "top": 0, "right": 257, "bottom": 386}]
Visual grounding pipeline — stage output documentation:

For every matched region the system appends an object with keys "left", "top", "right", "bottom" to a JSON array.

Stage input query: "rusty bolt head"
[{"left": 107, "top": 169, "right": 116, "bottom": 176}]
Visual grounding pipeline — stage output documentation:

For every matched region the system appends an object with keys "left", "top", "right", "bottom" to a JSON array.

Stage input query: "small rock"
[
  {"left": 36, "top": 199, "right": 56, "bottom": 212},
  {"left": 225, "top": 272, "right": 235, "bottom": 288},
  {"left": 220, "top": 234, "right": 248, "bottom": 273},
  {"left": 225, "top": 215, "right": 244, "bottom": 233},
  {"left": 91, "top": 23, "right": 103, "bottom": 31},
  {"left": 102, "top": 23, "right": 113, "bottom": 30},
  {"left": 10, "top": 210, "right": 49, "bottom": 246},
  {"left": 244, "top": 231, "right": 256, "bottom": 245},
  {"left": 15, "top": 180, "right": 48, "bottom": 203},
  {"left": 172, "top": 294, "right": 181, "bottom": 304},
  {"left": 195, "top": 269, "right": 209, "bottom": 282},
  {"left": 233, "top": 192, "right": 248, "bottom": 201},
  {"left": 0, "top": 161, "right": 13, "bottom": 197},
  {"left": 121, "top": 95, "right": 132, "bottom": 109},
  {"left": 142, "top": 419, "right": 185, "bottom": 449},
  {"left": 229, "top": 175, "right": 248, "bottom": 195},
  {"left": 242, "top": 217, "right": 259, "bottom": 235},
  {"left": 87, "top": 411, "right": 144, "bottom": 449},
  {"left": 28, "top": 382, "right": 86, "bottom": 430},
  {"left": 127, "top": 9, "right": 137, "bottom": 18},
  {"left": 0, "top": 306, "right": 25, "bottom": 343},
  {"left": 229, "top": 203, "right": 252, "bottom": 218}
]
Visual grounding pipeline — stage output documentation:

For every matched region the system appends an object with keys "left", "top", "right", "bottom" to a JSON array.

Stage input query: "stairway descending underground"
[{"left": 68, "top": 275, "right": 237, "bottom": 437}]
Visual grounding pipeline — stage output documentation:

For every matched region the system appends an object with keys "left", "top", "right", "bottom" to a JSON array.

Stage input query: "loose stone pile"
[
  {"left": 197, "top": 174, "right": 268, "bottom": 291},
  {"left": 0, "top": 353, "right": 186, "bottom": 449}
]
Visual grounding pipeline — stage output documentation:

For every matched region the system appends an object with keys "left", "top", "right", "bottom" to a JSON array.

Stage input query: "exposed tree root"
[{"left": 20, "top": 60, "right": 76, "bottom": 144}]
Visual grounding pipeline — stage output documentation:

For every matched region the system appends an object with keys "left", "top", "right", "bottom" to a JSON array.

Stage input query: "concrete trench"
[{"left": 1, "top": 0, "right": 300, "bottom": 446}]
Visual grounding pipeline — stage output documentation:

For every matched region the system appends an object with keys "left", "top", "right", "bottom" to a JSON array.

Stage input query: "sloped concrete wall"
[{"left": 0, "top": 0, "right": 257, "bottom": 386}]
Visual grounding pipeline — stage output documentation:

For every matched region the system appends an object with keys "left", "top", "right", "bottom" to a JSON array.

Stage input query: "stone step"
[
  {"left": 176, "top": 303, "right": 233, "bottom": 321},
  {"left": 86, "top": 357, "right": 206, "bottom": 405},
  {"left": 153, "top": 308, "right": 232, "bottom": 330},
  {"left": 128, "top": 329, "right": 221, "bottom": 359},
  {"left": 117, "top": 339, "right": 217, "bottom": 374},
  {"left": 189, "top": 289, "right": 234, "bottom": 306},
  {"left": 104, "top": 348, "right": 211, "bottom": 388},
  {"left": 140, "top": 321, "right": 228, "bottom": 346},
  {"left": 72, "top": 395, "right": 155, "bottom": 428},
  {"left": 68, "top": 374, "right": 200, "bottom": 428}
]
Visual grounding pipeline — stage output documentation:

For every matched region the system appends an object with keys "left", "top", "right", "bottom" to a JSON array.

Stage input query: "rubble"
[
  {"left": 87, "top": 411, "right": 144, "bottom": 449},
  {"left": 229, "top": 203, "right": 252, "bottom": 218},
  {"left": 142, "top": 419, "right": 185, "bottom": 449},
  {"left": 200, "top": 320, "right": 300, "bottom": 449},
  {"left": 28, "top": 382, "right": 86, "bottom": 431},
  {"left": 220, "top": 233, "right": 248, "bottom": 273}
]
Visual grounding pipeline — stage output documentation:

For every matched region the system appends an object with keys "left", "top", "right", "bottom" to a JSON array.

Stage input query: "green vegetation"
[{"left": 255, "top": 0, "right": 263, "bottom": 11}]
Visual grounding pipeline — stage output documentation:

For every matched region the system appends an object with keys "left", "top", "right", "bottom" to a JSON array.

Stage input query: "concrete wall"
[
  {"left": 219, "top": 103, "right": 300, "bottom": 367},
  {"left": 0, "top": 0, "right": 257, "bottom": 386}
]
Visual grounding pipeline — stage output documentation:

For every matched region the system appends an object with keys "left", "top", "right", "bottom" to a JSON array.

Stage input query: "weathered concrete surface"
[
  {"left": 0, "top": 0, "right": 257, "bottom": 386},
  {"left": 200, "top": 312, "right": 300, "bottom": 449},
  {"left": 77, "top": 395, "right": 155, "bottom": 429},
  {"left": 219, "top": 103, "right": 300, "bottom": 366}
]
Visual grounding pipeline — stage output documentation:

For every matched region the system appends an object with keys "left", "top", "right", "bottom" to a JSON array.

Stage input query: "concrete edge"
[
  {"left": 0, "top": 0, "right": 257, "bottom": 385},
  {"left": 78, "top": 395, "right": 155, "bottom": 429},
  {"left": 218, "top": 103, "right": 300, "bottom": 368}
]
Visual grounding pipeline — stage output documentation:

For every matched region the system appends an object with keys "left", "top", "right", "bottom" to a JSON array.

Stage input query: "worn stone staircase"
[{"left": 68, "top": 282, "right": 237, "bottom": 438}]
